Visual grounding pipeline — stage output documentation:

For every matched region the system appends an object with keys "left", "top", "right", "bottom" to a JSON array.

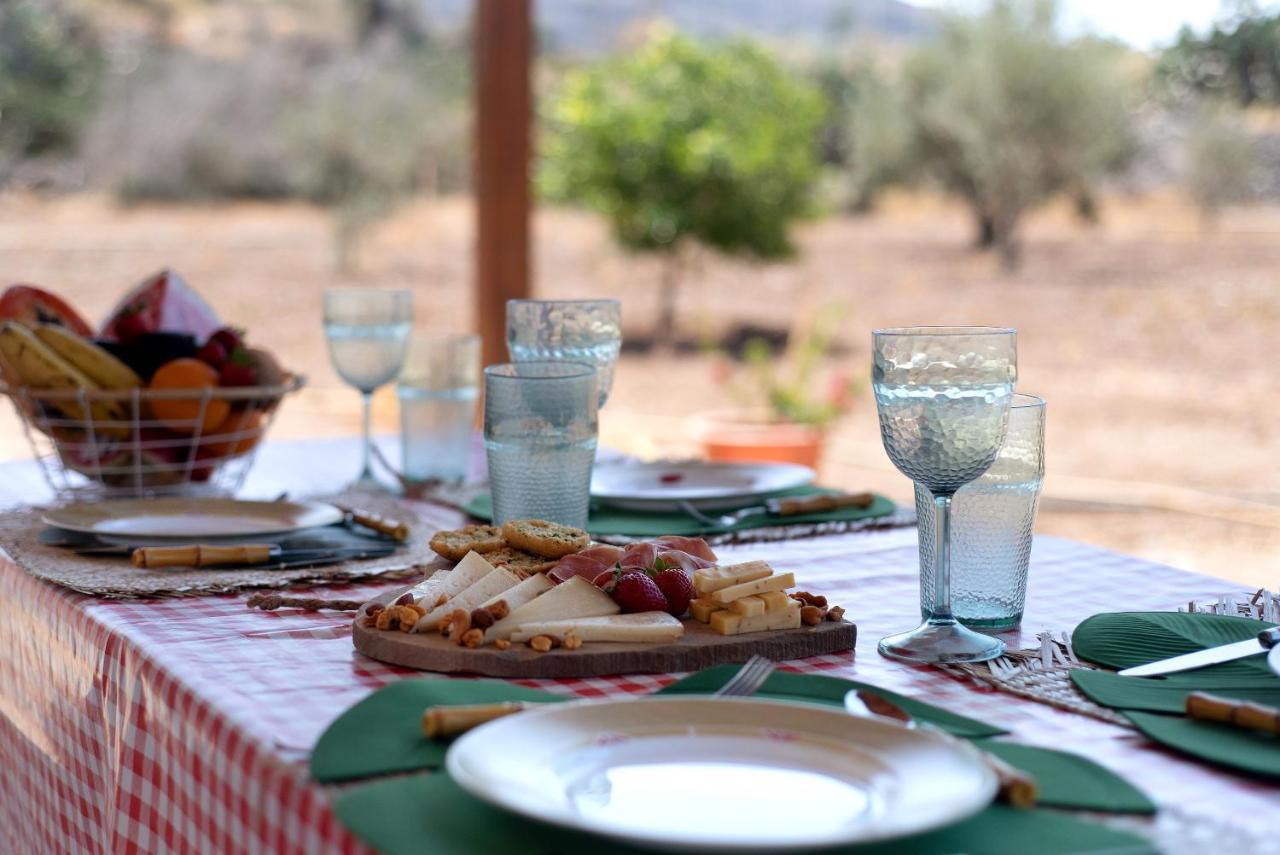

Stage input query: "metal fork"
[
  {"left": 714, "top": 654, "right": 776, "bottom": 697},
  {"left": 678, "top": 501, "right": 741, "bottom": 529}
]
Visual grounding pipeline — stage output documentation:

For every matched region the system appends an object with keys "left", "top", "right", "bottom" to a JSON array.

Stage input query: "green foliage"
[
  {"left": 1184, "top": 108, "right": 1255, "bottom": 220},
  {"left": 900, "top": 0, "right": 1137, "bottom": 264},
  {"left": 1157, "top": 11, "right": 1280, "bottom": 106},
  {"left": 0, "top": 2, "right": 101, "bottom": 162},
  {"left": 540, "top": 29, "right": 826, "bottom": 261}
]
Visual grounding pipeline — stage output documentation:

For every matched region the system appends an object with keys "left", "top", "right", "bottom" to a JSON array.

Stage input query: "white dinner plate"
[
  {"left": 43, "top": 498, "right": 345, "bottom": 540},
  {"left": 590, "top": 461, "right": 815, "bottom": 511},
  {"left": 446, "top": 696, "right": 996, "bottom": 852}
]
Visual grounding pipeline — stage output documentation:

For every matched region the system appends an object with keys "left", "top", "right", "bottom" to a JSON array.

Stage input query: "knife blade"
[
  {"left": 1117, "top": 626, "right": 1280, "bottom": 677},
  {"left": 132, "top": 543, "right": 396, "bottom": 569}
]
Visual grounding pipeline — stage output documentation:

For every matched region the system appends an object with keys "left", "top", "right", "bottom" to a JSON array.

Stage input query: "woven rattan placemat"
[{"left": 0, "top": 491, "right": 436, "bottom": 599}]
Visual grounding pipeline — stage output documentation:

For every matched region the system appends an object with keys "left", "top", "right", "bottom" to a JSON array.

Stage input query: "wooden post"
[{"left": 473, "top": 0, "right": 532, "bottom": 369}]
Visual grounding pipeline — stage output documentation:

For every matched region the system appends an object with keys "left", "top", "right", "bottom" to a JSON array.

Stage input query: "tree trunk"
[
  {"left": 993, "top": 213, "right": 1022, "bottom": 271},
  {"left": 655, "top": 251, "right": 681, "bottom": 351},
  {"left": 973, "top": 209, "right": 996, "bottom": 249}
]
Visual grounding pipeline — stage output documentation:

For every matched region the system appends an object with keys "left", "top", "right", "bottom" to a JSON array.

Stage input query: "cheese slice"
[
  {"left": 485, "top": 576, "right": 619, "bottom": 641},
  {"left": 690, "top": 597, "right": 722, "bottom": 623},
  {"left": 509, "top": 612, "right": 683, "bottom": 644},
  {"left": 709, "top": 572, "right": 796, "bottom": 605},
  {"left": 711, "top": 601, "right": 801, "bottom": 636},
  {"left": 757, "top": 591, "right": 792, "bottom": 612},
  {"left": 408, "top": 552, "right": 493, "bottom": 607},
  {"left": 479, "top": 572, "right": 553, "bottom": 612},
  {"left": 693, "top": 561, "right": 773, "bottom": 595},
  {"left": 727, "top": 595, "right": 766, "bottom": 617},
  {"left": 413, "top": 567, "right": 520, "bottom": 631}
]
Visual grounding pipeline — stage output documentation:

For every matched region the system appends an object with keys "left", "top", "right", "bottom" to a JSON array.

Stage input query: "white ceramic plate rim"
[
  {"left": 445, "top": 696, "right": 997, "bottom": 852},
  {"left": 42, "top": 498, "right": 345, "bottom": 539},
  {"left": 590, "top": 461, "right": 815, "bottom": 511}
]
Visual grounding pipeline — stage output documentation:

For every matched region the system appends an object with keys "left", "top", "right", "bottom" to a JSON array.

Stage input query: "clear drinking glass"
[
  {"left": 397, "top": 334, "right": 480, "bottom": 485},
  {"left": 872, "top": 326, "right": 1017, "bottom": 664},
  {"left": 917, "top": 394, "right": 1045, "bottom": 631},
  {"left": 484, "top": 361, "right": 599, "bottom": 527},
  {"left": 506, "top": 299, "right": 621, "bottom": 406},
  {"left": 323, "top": 288, "right": 413, "bottom": 489}
]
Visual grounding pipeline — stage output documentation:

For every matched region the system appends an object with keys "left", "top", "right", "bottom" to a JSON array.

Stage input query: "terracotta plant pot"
[{"left": 695, "top": 409, "right": 825, "bottom": 469}]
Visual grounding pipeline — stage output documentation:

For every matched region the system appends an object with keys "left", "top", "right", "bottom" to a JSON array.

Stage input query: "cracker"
[
  {"left": 485, "top": 547, "right": 559, "bottom": 577},
  {"left": 429, "top": 524, "right": 506, "bottom": 562},
  {"left": 500, "top": 519, "right": 589, "bottom": 559}
]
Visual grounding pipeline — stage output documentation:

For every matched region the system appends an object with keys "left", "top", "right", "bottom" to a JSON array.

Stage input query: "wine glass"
[
  {"left": 323, "top": 289, "right": 413, "bottom": 489},
  {"left": 872, "top": 326, "right": 1016, "bottom": 664},
  {"left": 506, "top": 299, "right": 621, "bottom": 406}
]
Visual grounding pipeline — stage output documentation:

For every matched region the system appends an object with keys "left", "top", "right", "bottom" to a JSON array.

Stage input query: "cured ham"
[
  {"left": 655, "top": 548, "right": 714, "bottom": 573},
  {"left": 576, "top": 544, "right": 625, "bottom": 565},
  {"left": 548, "top": 553, "right": 610, "bottom": 584},
  {"left": 654, "top": 536, "right": 717, "bottom": 563},
  {"left": 548, "top": 535, "right": 719, "bottom": 587},
  {"left": 618, "top": 542, "right": 658, "bottom": 571}
]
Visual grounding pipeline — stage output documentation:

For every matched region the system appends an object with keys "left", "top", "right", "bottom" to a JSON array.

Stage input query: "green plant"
[
  {"left": 540, "top": 28, "right": 826, "bottom": 343},
  {"left": 901, "top": 0, "right": 1137, "bottom": 267},
  {"left": 1185, "top": 108, "right": 1255, "bottom": 224},
  {"left": 1157, "top": 9, "right": 1280, "bottom": 106},
  {"left": 718, "top": 306, "right": 859, "bottom": 428}
]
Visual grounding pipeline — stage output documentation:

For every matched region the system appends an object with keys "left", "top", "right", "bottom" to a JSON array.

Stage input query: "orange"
[
  {"left": 148, "top": 358, "right": 229, "bottom": 434},
  {"left": 198, "top": 408, "right": 265, "bottom": 459}
]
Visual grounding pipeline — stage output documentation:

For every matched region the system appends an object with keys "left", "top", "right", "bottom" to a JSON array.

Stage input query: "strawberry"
[
  {"left": 592, "top": 568, "right": 620, "bottom": 593},
  {"left": 653, "top": 569, "right": 694, "bottom": 617},
  {"left": 197, "top": 338, "right": 228, "bottom": 369},
  {"left": 610, "top": 572, "right": 669, "bottom": 614},
  {"left": 209, "top": 326, "right": 244, "bottom": 353},
  {"left": 219, "top": 348, "right": 258, "bottom": 387},
  {"left": 114, "top": 308, "right": 149, "bottom": 343}
]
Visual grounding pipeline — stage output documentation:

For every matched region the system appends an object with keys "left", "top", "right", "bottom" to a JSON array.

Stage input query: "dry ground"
[{"left": 1, "top": 191, "right": 1277, "bottom": 590}]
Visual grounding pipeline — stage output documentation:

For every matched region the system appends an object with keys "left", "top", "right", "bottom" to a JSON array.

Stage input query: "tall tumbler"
[
  {"left": 917, "top": 394, "right": 1045, "bottom": 631},
  {"left": 398, "top": 334, "right": 480, "bottom": 485},
  {"left": 483, "top": 361, "right": 599, "bottom": 528}
]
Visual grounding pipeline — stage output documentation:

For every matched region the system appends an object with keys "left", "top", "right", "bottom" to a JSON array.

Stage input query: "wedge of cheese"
[
  {"left": 727, "top": 595, "right": 766, "bottom": 617},
  {"left": 690, "top": 597, "right": 722, "bottom": 623},
  {"left": 709, "top": 572, "right": 796, "bottom": 605},
  {"left": 407, "top": 552, "right": 494, "bottom": 607},
  {"left": 693, "top": 561, "right": 773, "bottom": 595},
  {"left": 757, "top": 591, "right": 792, "bottom": 612},
  {"left": 711, "top": 601, "right": 801, "bottom": 635},
  {"left": 413, "top": 566, "right": 520, "bottom": 631},
  {"left": 479, "top": 572, "right": 553, "bottom": 612},
  {"left": 485, "top": 576, "right": 619, "bottom": 641},
  {"left": 509, "top": 611, "right": 684, "bottom": 644}
]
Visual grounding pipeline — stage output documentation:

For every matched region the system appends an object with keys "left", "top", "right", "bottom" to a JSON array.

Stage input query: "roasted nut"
[
  {"left": 487, "top": 599, "right": 511, "bottom": 620},
  {"left": 406, "top": 603, "right": 426, "bottom": 618},
  {"left": 469, "top": 607, "right": 495, "bottom": 629},
  {"left": 800, "top": 605, "right": 825, "bottom": 626},
  {"left": 437, "top": 616, "right": 453, "bottom": 635},
  {"left": 395, "top": 592, "right": 415, "bottom": 606},
  {"left": 447, "top": 609, "right": 472, "bottom": 644},
  {"left": 494, "top": 638, "right": 511, "bottom": 650},
  {"left": 375, "top": 609, "right": 396, "bottom": 631},
  {"left": 434, "top": 593, "right": 449, "bottom": 608},
  {"left": 826, "top": 605, "right": 846, "bottom": 622},
  {"left": 461, "top": 628, "right": 485, "bottom": 649},
  {"left": 365, "top": 603, "right": 384, "bottom": 616},
  {"left": 390, "top": 605, "right": 416, "bottom": 632},
  {"left": 360, "top": 614, "right": 378, "bottom": 627},
  {"left": 528, "top": 635, "right": 554, "bottom": 653},
  {"left": 563, "top": 631, "right": 582, "bottom": 651},
  {"left": 793, "top": 591, "right": 828, "bottom": 608}
]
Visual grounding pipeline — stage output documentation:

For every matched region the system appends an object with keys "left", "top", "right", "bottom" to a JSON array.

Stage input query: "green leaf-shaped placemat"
[
  {"left": 1124, "top": 711, "right": 1280, "bottom": 780},
  {"left": 334, "top": 772, "right": 1155, "bottom": 855},
  {"left": 657, "top": 664, "right": 1006, "bottom": 738},
  {"left": 311, "top": 679, "right": 566, "bottom": 782},
  {"left": 463, "top": 488, "right": 897, "bottom": 538},
  {"left": 1073, "top": 612, "right": 1274, "bottom": 675},
  {"left": 975, "top": 741, "right": 1156, "bottom": 814},
  {"left": 1070, "top": 668, "right": 1280, "bottom": 713}
]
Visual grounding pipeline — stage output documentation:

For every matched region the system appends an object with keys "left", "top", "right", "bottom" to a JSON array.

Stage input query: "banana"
[
  {"left": 35, "top": 323, "right": 143, "bottom": 390},
  {"left": 0, "top": 321, "right": 128, "bottom": 435}
]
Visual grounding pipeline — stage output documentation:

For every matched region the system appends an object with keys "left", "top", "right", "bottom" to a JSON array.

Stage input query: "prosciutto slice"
[
  {"left": 654, "top": 536, "right": 717, "bottom": 563},
  {"left": 656, "top": 548, "right": 714, "bottom": 573},
  {"left": 618, "top": 542, "right": 658, "bottom": 571},
  {"left": 576, "top": 544, "right": 625, "bottom": 566},
  {"left": 548, "top": 553, "right": 610, "bottom": 584}
]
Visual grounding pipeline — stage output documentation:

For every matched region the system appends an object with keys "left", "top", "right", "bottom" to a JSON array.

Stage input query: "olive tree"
[{"left": 540, "top": 31, "right": 825, "bottom": 343}]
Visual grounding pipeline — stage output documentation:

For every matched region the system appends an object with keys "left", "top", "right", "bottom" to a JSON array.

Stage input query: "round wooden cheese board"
[{"left": 352, "top": 585, "right": 857, "bottom": 679}]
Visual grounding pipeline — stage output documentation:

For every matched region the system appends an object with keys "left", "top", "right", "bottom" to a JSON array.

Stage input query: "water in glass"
[
  {"left": 507, "top": 300, "right": 621, "bottom": 406},
  {"left": 325, "top": 321, "right": 412, "bottom": 392}
]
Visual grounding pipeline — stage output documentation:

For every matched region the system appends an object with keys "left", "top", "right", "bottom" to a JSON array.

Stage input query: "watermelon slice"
[
  {"left": 0, "top": 285, "right": 93, "bottom": 338},
  {"left": 99, "top": 270, "right": 221, "bottom": 343}
]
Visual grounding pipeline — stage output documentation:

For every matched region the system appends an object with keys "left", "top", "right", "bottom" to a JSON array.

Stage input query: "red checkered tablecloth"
[{"left": 0, "top": 439, "right": 1276, "bottom": 853}]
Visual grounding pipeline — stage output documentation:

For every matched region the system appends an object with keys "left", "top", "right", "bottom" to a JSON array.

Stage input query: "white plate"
[
  {"left": 590, "top": 461, "right": 814, "bottom": 511},
  {"left": 43, "top": 498, "right": 344, "bottom": 540},
  {"left": 446, "top": 696, "right": 996, "bottom": 852}
]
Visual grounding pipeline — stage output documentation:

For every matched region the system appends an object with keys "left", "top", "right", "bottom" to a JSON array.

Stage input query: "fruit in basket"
[
  {"left": 0, "top": 285, "right": 93, "bottom": 338},
  {"left": 97, "top": 332, "right": 199, "bottom": 382},
  {"left": 218, "top": 350, "right": 258, "bottom": 387},
  {"left": 148, "top": 358, "right": 230, "bottom": 434},
  {"left": 244, "top": 347, "right": 285, "bottom": 388},
  {"left": 196, "top": 338, "right": 228, "bottom": 370},
  {"left": 99, "top": 270, "right": 221, "bottom": 343},
  {"left": 34, "top": 324, "right": 143, "bottom": 391},
  {"left": 0, "top": 321, "right": 128, "bottom": 432},
  {"left": 198, "top": 408, "right": 265, "bottom": 459}
]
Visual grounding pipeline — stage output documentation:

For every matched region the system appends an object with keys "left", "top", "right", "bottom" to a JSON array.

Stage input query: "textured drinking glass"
[
  {"left": 397, "top": 334, "right": 480, "bottom": 485},
  {"left": 484, "top": 361, "right": 599, "bottom": 528},
  {"left": 917, "top": 394, "right": 1045, "bottom": 631},
  {"left": 506, "top": 299, "right": 621, "bottom": 406},
  {"left": 872, "top": 326, "right": 1016, "bottom": 664},
  {"left": 323, "top": 289, "right": 413, "bottom": 489}
]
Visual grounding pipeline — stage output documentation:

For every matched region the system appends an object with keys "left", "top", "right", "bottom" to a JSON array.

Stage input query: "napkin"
[
  {"left": 463, "top": 487, "right": 897, "bottom": 538},
  {"left": 333, "top": 772, "right": 1155, "bottom": 855}
]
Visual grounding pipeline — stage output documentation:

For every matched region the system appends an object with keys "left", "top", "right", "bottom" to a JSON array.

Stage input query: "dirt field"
[{"left": 2, "top": 191, "right": 1277, "bottom": 590}]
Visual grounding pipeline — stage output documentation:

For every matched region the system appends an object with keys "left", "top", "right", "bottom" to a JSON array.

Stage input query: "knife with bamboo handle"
[
  {"left": 132, "top": 543, "right": 395, "bottom": 569},
  {"left": 1117, "top": 625, "right": 1280, "bottom": 677},
  {"left": 335, "top": 504, "right": 410, "bottom": 542}
]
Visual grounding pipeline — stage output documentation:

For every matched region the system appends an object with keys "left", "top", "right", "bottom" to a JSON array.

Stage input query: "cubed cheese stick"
[{"left": 709, "top": 572, "right": 796, "bottom": 605}]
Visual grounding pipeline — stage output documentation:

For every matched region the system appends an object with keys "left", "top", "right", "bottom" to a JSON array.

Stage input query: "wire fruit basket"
[{"left": 2, "top": 375, "right": 304, "bottom": 499}]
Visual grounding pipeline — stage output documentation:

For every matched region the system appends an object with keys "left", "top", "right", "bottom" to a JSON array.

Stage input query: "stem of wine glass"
[
  {"left": 928, "top": 492, "right": 956, "bottom": 623},
  {"left": 359, "top": 390, "right": 374, "bottom": 482}
]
